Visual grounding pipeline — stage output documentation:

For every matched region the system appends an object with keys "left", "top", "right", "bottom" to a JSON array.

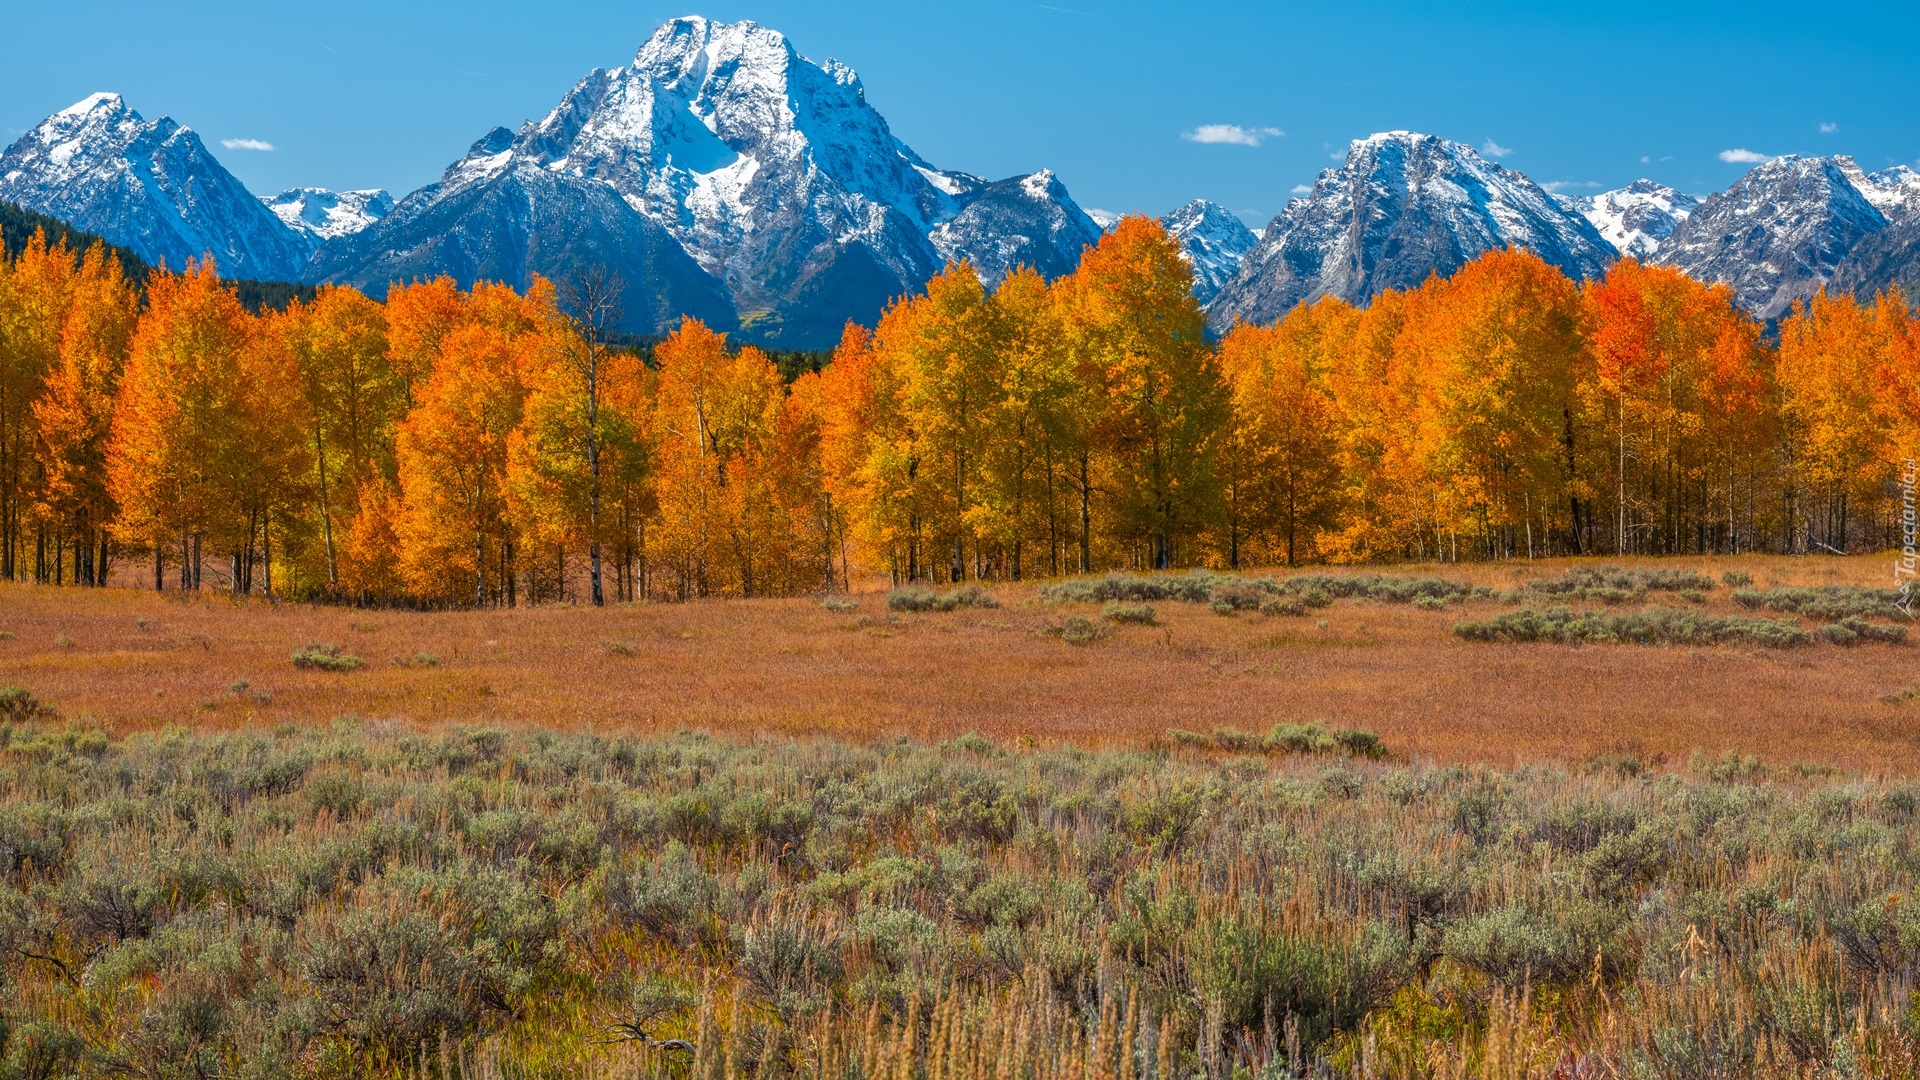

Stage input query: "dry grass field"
[{"left": 3, "top": 554, "right": 1915, "bottom": 773}]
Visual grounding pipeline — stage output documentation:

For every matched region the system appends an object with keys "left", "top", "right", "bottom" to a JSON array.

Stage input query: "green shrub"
[
  {"left": 290, "top": 643, "right": 362, "bottom": 672},
  {"left": 887, "top": 585, "right": 939, "bottom": 611},
  {"left": 1522, "top": 565, "right": 1717, "bottom": 604},
  {"left": 821, "top": 597, "right": 858, "bottom": 614},
  {"left": 1452, "top": 605, "right": 1809, "bottom": 647},
  {"left": 1265, "top": 723, "right": 1335, "bottom": 755},
  {"left": 1046, "top": 616, "right": 1108, "bottom": 646},
  {"left": 1102, "top": 601, "right": 1156, "bottom": 624},
  {"left": 0, "top": 686, "right": 53, "bottom": 722},
  {"left": 1731, "top": 585, "right": 1903, "bottom": 620},
  {"left": 1444, "top": 900, "right": 1627, "bottom": 985},
  {"left": 888, "top": 584, "right": 999, "bottom": 612},
  {"left": 1821, "top": 616, "right": 1906, "bottom": 645},
  {"left": 1333, "top": 728, "right": 1386, "bottom": 759},
  {"left": 1722, "top": 570, "right": 1753, "bottom": 587},
  {"left": 1260, "top": 594, "right": 1309, "bottom": 616}
]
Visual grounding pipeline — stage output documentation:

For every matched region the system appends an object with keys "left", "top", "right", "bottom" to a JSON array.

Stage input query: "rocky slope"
[
  {"left": 1562, "top": 180, "right": 1699, "bottom": 260},
  {"left": 1207, "top": 132, "right": 1615, "bottom": 332},
  {"left": 1652, "top": 155, "right": 1891, "bottom": 319},
  {"left": 0, "top": 93, "right": 309, "bottom": 280},
  {"left": 1159, "top": 200, "right": 1258, "bottom": 304}
]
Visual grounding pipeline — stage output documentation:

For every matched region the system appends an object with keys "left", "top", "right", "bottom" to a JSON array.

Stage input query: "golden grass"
[{"left": 3, "top": 554, "right": 1918, "bottom": 773}]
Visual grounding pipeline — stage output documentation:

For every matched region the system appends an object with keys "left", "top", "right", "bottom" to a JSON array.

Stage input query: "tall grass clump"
[{"left": 0, "top": 720, "right": 1907, "bottom": 1077}]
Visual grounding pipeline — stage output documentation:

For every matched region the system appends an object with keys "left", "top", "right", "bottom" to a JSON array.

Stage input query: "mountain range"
[{"left": 4, "top": 17, "right": 1918, "bottom": 345}]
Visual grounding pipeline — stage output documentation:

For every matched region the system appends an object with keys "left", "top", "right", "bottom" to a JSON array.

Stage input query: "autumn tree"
[
  {"left": 31, "top": 244, "right": 136, "bottom": 584},
  {"left": 1056, "top": 216, "right": 1225, "bottom": 569},
  {"left": 392, "top": 282, "right": 539, "bottom": 606},
  {"left": 1216, "top": 302, "right": 1348, "bottom": 566},
  {"left": 0, "top": 230, "right": 75, "bottom": 580},
  {"left": 1777, "top": 289, "right": 1895, "bottom": 552},
  {"left": 270, "top": 284, "right": 397, "bottom": 589},
  {"left": 1398, "top": 249, "right": 1589, "bottom": 559},
  {"left": 108, "top": 261, "right": 311, "bottom": 594}
]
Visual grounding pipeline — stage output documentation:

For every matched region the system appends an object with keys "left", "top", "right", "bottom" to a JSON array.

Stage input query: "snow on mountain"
[
  {"left": 304, "top": 126, "right": 737, "bottom": 337},
  {"left": 1853, "top": 165, "right": 1920, "bottom": 221},
  {"left": 1207, "top": 132, "right": 1614, "bottom": 331},
  {"left": 262, "top": 187, "right": 393, "bottom": 244},
  {"left": 1158, "top": 200, "right": 1258, "bottom": 304},
  {"left": 1653, "top": 155, "right": 1890, "bottom": 319},
  {"left": 312, "top": 16, "right": 1109, "bottom": 347},
  {"left": 1084, "top": 208, "right": 1121, "bottom": 232},
  {"left": 0, "top": 93, "right": 309, "bottom": 280},
  {"left": 1562, "top": 179, "right": 1699, "bottom": 260},
  {"left": 928, "top": 170, "right": 1103, "bottom": 285}
]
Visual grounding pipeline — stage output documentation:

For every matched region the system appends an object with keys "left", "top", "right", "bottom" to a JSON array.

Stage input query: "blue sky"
[{"left": 6, "top": 1, "right": 1917, "bottom": 227}]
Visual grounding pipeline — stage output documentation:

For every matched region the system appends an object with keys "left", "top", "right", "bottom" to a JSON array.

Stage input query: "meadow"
[
  {"left": 2, "top": 556, "right": 1916, "bottom": 770},
  {"left": 0, "top": 557, "right": 1918, "bottom": 1078}
]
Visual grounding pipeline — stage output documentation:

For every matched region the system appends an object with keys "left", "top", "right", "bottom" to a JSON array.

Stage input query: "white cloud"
[
  {"left": 1542, "top": 180, "right": 1600, "bottom": 193},
  {"left": 1183, "top": 124, "right": 1283, "bottom": 147},
  {"left": 1290, "top": 184, "right": 1313, "bottom": 195},
  {"left": 1639, "top": 155, "right": 1651, "bottom": 164},
  {"left": 1481, "top": 138, "right": 1514, "bottom": 158},
  {"left": 1818, "top": 121, "right": 1839, "bottom": 134},
  {"left": 221, "top": 137, "right": 275, "bottom": 151},
  {"left": 1719, "top": 148, "right": 1769, "bottom": 164}
]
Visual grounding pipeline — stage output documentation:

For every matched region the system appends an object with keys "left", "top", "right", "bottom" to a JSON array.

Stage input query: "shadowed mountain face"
[
  {"left": 0, "top": 93, "right": 310, "bottom": 281},
  {"left": 1207, "top": 132, "right": 1615, "bottom": 333},
  {"left": 303, "top": 127, "right": 737, "bottom": 335}
]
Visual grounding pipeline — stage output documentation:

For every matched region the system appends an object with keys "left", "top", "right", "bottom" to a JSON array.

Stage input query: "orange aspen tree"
[
  {"left": 394, "top": 320, "right": 529, "bottom": 605},
  {"left": 32, "top": 244, "right": 136, "bottom": 585},
  {"left": 0, "top": 230, "right": 76, "bottom": 580},
  {"left": 1216, "top": 302, "right": 1348, "bottom": 567},
  {"left": 808, "top": 323, "right": 881, "bottom": 588},
  {"left": 1776, "top": 290, "right": 1892, "bottom": 552},
  {"left": 270, "top": 284, "right": 396, "bottom": 590},
  {"left": 108, "top": 262, "right": 256, "bottom": 590},
  {"left": 1398, "top": 249, "right": 1588, "bottom": 559}
]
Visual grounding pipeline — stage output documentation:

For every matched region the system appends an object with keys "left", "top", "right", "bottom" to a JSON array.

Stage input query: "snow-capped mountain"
[
  {"left": 304, "top": 126, "right": 737, "bottom": 337},
  {"left": 1159, "top": 200, "right": 1258, "bottom": 304},
  {"left": 1207, "top": 132, "right": 1614, "bottom": 331},
  {"left": 316, "top": 17, "right": 1108, "bottom": 347},
  {"left": 1562, "top": 180, "right": 1699, "bottom": 260},
  {"left": 0, "top": 93, "right": 309, "bottom": 281},
  {"left": 929, "top": 170, "right": 1102, "bottom": 285},
  {"left": 263, "top": 187, "right": 393, "bottom": 245},
  {"left": 1652, "top": 155, "right": 1890, "bottom": 319}
]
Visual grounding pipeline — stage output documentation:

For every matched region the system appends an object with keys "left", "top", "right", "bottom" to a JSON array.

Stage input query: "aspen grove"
[{"left": 1, "top": 216, "right": 1918, "bottom": 605}]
